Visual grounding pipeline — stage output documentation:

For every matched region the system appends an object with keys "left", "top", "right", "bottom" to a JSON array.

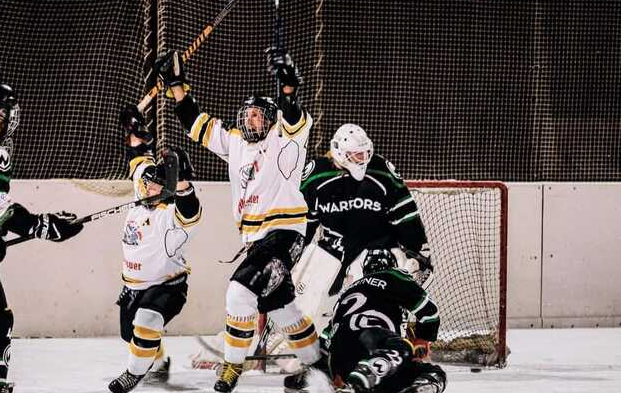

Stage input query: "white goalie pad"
[{"left": 292, "top": 243, "right": 344, "bottom": 333}]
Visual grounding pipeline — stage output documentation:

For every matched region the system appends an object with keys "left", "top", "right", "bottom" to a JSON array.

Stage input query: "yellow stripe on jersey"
[
  {"left": 241, "top": 206, "right": 308, "bottom": 221},
  {"left": 188, "top": 113, "right": 210, "bottom": 143},
  {"left": 228, "top": 128, "right": 242, "bottom": 137},
  {"left": 129, "top": 156, "right": 155, "bottom": 178},
  {"left": 122, "top": 274, "right": 146, "bottom": 284},
  {"left": 201, "top": 118, "right": 215, "bottom": 148},
  {"left": 281, "top": 113, "right": 308, "bottom": 138},
  {"left": 175, "top": 206, "right": 202, "bottom": 228},
  {"left": 240, "top": 217, "right": 306, "bottom": 234}
]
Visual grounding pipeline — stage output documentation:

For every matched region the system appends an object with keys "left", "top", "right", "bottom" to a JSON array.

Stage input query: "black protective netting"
[{"left": 0, "top": 0, "right": 620, "bottom": 181}]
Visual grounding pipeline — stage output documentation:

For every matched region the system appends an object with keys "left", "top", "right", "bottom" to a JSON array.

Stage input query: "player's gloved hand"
[
  {"left": 154, "top": 50, "right": 191, "bottom": 98},
  {"left": 404, "top": 244, "right": 434, "bottom": 288},
  {"left": 406, "top": 322, "right": 432, "bottom": 361},
  {"left": 265, "top": 47, "right": 303, "bottom": 88},
  {"left": 120, "top": 104, "right": 154, "bottom": 145},
  {"left": 170, "top": 146, "right": 195, "bottom": 180},
  {"left": 34, "top": 211, "right": 84, "bottom": 242}
]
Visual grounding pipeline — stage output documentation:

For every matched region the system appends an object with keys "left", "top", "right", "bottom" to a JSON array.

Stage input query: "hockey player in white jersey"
[
  {"left": 155, "top": 48, "right": 321, "bottom": 393},
  {"left": 108, "top": 106, "right": 202, "bottom": 393},
  {"left": 0, "top": 83, "right": 84, "bottom": 393}
]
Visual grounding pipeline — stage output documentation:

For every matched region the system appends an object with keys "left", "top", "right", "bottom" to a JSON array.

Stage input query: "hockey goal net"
[
  {"left": 407, "top": 180, "right": 507, "bottom": 367},
  {"left": 257, "top": 181, "right": 508, "bottom": 369}
]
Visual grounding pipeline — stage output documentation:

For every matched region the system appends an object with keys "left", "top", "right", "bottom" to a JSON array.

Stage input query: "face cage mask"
[
  {"left": 237, "top": 105, "right": 274, "bottom": 143},
  {"left": 333, "top": 144, "right": 374, "bottom": 181}
]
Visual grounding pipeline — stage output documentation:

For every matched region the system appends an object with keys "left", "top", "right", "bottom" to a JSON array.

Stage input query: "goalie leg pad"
[
  {"left": 0, "top": 308, "right": 13, "bottom": 380},
  {"left": 127, "top": 308, "right": 164, "bottom": 376},
  {"left": 268, "top": 301, "right": 320, "bottom": 365},
  {"left": 224, "top": 281, "right": 258, "bottom": 364}
]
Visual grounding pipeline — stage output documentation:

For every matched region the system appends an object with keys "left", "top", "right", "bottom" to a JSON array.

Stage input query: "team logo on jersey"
[
  {"left": 317, "top": 198, "right": 382, "bottom": 213},
  {"left": 368, "top": 357, "right": 392, "bottom": 377},
  {"left": 0, "top": 148, "right": 11, "bottom": 172},
  {"left": 278, "top": 140, "right": 300, "bottom": 180},
  {"left": 302, "top": 160, "right": 315, "bottom": 181},
  {"left": 385, "top": 160, "right": 402, "bottom": 180},
  {"left": 122, "top": 220, "right": 142, "bottom": 246},
  {"left": 239, "top": 162, "right": 258, "bottom": 189}
]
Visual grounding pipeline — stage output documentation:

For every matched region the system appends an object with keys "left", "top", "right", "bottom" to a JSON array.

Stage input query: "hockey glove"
[
  {"left": 34, "top": 211, "right": 84, "bottom": 242},
  {"left": 404, "top": 244, "right": 434, "bottom": 288},
  {"left": 154, "top": 50, "right": 191, "bottom": 98},
  {"left": 265, "top": 47, "right": 303, "bottom": 88},
  {"left": 170, "top": 146, "right": 195, "bottom": 180},
  {"left": 120, "top": 104, "right": 154, "bottom": 145},
  {"left": 406, "top": 322, "right": 432, "bottom": 361}
]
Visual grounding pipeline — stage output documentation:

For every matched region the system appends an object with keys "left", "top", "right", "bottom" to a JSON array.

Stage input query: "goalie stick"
[
  {"left": 137, "top": 0, "right": 242, "bottom": 111},
  {"left": 5, "top": 150, "right": 179, "bottom": 247}
]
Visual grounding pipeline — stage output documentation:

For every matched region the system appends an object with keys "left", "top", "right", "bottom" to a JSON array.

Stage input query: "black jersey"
[
  {"left": 300, "top": 154, "right": 427, "bottom": 264},
  {"left": 328, "top": 268, "right": 439, "bottom": 342}
]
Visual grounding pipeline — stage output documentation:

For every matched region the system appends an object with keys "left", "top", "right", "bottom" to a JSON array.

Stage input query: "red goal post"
[{"left": 405, "top": 180, "right": 508, "bottom": 367}]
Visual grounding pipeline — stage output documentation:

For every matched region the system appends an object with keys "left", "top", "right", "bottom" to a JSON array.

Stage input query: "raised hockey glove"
[
  {"left": 34, "top": 211, "right": 84, "bottom": 242},
  {"left": 154, "top": 50, "right": 191, "bottom": 98},
  {"left": 170, "top": 146, "right": 195, "bottom": 180},
  {"left": 120, "top": 104, "right": 154, "bottom": 145},
  {"left": 265, "top": 47, "right": 303, "bottom": 88}
]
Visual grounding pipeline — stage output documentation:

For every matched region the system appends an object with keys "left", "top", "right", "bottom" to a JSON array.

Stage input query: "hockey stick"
[
  {"left": 195, "top": 335, "right": 296, "bottom": 361},
  {"left": 137, "top": 0, "right": 242, "bottom": 111},
  {"left": 5, "top": 150, "right": 178, "bottom": 247}
]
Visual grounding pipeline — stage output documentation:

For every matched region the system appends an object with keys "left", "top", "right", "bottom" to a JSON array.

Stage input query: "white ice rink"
[{"left": 8, "top": 328, "right": 621, "bottom": 393}]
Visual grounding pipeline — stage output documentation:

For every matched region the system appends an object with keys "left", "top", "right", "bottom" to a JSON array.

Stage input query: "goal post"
[{"left": 406, "top": 180, "right": 508, "bottom": 367}]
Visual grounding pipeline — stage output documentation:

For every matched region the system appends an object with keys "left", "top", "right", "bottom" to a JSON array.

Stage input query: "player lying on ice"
[{"left": 286, "top": 249, "right": 446, "bottom": 393}]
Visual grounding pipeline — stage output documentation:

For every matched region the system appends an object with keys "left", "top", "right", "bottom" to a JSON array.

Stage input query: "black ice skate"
[
  {"left": 108, "top": 370, "right": 145, "bottom": 393},
  {"left": 213, "top": 361, "right": 243, "bottom": 393},
  {"left": 0, "top": 382, "right": 14, "bottom": 393},
  {"left": 144, "top": 356, "right": 171, "bottom": 384}
]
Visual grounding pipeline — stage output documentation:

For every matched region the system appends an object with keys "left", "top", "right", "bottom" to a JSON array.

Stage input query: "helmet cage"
[
  {"left": 237, "top": 97, "right": 277, "bottom": 143},
  {"left": 362, "top": 249, "right": 397, "bottom": 275}
]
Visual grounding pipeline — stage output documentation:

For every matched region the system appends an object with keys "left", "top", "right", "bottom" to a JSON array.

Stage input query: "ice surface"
[{"left": 9, "top": 328, "right": 620, "bottom": 393}]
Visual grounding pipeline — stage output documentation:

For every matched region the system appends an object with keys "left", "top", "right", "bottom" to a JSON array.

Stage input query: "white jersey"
[
  {"left": 121, "top": 156, "right": 202, "bottom": 290},
  {"left": 187, "top": 111, "right": 312, "bottom": 243}
]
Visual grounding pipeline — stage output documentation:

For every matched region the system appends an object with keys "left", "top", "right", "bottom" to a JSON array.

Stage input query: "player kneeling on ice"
[
  {"left": 154, "top": 47, "right": 321, "bottom": 393},
  {"left": 285, "top": 249, "right": 446, "bottom": 393},
  {"left": 0, "top": 83, "right": 84, "bottom": 393},
  {"left": 108, "top": 106, "right": 202, "bottom": 393}
]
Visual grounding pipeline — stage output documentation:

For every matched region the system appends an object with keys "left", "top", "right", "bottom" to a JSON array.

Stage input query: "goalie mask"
[
  {"left": 0, "top": 84, "right": 19, "bottom": 142},
  {"left": 362, "top": 249, "right": 397, "bottom": 275},
  {"left": 330, "top": 123, "right": 373, "bottom": 181},
  {"left": 236, "top": 96, "right": 277, "bottom": 143}
]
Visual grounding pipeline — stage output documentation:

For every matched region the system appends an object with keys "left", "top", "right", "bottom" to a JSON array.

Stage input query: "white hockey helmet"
[{"left": 330, "top": 123, "right": 373, "bottom": 181}]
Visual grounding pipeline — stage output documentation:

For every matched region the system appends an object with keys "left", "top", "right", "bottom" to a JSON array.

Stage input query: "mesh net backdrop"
[{"left": 0, "top": 0, "right": 620, "bottom": 181}]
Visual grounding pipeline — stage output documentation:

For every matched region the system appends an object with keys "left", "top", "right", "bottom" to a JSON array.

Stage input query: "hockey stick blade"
[
  {"left": 196, "top": 335, "right": 296, "bottom": 361},
  {"left": 5, "top": 151, "right": 179, "bottom": 247}
]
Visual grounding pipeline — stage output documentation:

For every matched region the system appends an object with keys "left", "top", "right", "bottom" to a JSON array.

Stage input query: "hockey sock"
[
  {"left": 127, "top": 308, "right": 164, "bottom": 376},
  {"left": 269, "top": 302, "right": 320, "bottom": 365},
  {"left": 224, "top": 281, "right": 258, "bottom": 364}
]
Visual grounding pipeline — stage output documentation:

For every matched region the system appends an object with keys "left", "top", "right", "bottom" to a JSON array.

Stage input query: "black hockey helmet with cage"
[
  {"left": 236, "top": 96, "right": 277, "bottom": 143},
  {"left": 362, "top": 249, "right": 398, "bottom": 275},
  {"left": 0, "top": 83, "right": 19, "bottom": 141}
]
